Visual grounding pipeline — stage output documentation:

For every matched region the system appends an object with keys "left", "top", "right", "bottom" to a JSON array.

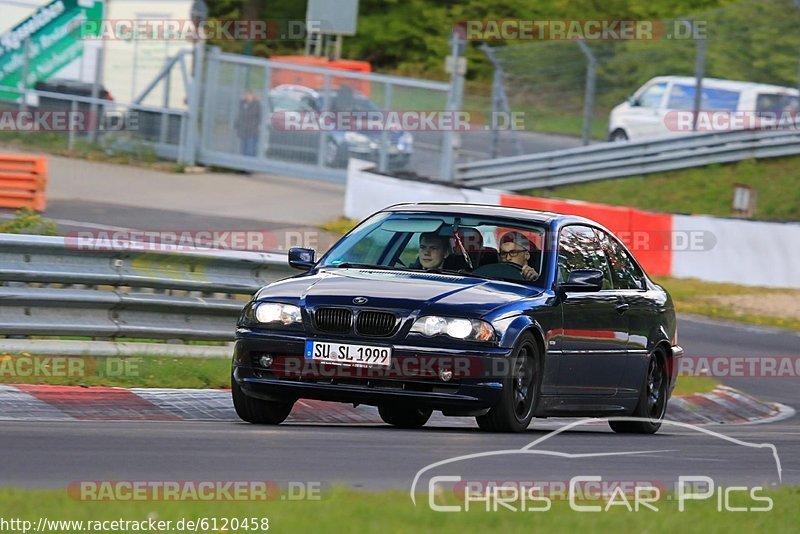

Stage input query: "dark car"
[
  {"left": 265, "top": 84, "right": 413, "bottom": 168},
  {"left": 232, "top": 203, "right": 683, "bottom": 433}
]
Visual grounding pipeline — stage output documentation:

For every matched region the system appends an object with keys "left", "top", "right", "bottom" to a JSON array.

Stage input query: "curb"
[{"left": 0, "top": 383, "right": 791, "bottom": 427}]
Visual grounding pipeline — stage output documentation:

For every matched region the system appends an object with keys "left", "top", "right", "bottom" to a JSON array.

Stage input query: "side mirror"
[
  {"left": 288, "top": 247, "right": 316, "bottom": 271},
  {"left": 627, "top": 95, "right": 640, "bottom": 107},
  {"left": 560, "top": 269, "right": 604, "bottom": 293}
]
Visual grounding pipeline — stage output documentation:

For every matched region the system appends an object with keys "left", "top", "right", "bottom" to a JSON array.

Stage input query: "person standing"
[{"left": 236, "top": 89, "right": 262, "bottom": 157}]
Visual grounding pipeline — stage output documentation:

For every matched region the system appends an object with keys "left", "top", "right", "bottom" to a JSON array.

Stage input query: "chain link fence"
[{"left": 474, "top": 0, "right": 800, "bottom": 144}]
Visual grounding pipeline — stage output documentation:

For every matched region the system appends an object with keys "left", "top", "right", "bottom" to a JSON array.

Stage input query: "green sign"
[{"left": 0, "top": 0, "right": 104, "bottom": 101}]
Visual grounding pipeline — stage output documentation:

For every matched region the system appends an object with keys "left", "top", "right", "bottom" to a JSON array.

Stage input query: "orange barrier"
[
  {"left": 499, "top": 194, "right": 672, "bottom": 277},
  {"left": 270, "top": 56, "right": 372, "bottom": 96},
  {"left": 0, "top": 155, "right": 48, "bottom": 212}
]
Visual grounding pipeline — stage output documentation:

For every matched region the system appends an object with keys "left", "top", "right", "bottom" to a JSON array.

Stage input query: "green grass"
[
  {"left": 0, "top": 355, "right": 231, "bottom": 389},
  {"left": 654, "top": 276, "right": 800, "bottom": 332},
  {"left": 673, "top": 376, "right": 719, "bottom": 396},
  {"left": 0, "top": 486, "right": 796, "bottom": 533},
  {"left": 320, "top": 217, "right": 359, "bottom": 235},
  {"left": 526, "top": 157, "right": 800, "bottom": 221},
  {"left": 0, "top": 131, "right": 184, "bottom": 172}
]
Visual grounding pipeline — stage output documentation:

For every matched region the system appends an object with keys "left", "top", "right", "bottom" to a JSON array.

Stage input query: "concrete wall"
[{"left": 345, "top": 161, "right": 800, "bottom": 289}]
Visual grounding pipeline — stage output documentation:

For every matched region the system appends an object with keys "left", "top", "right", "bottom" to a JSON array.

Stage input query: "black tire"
[
  {"left": 378, "top": 404, "right": 433, "bottom": 429},
  {"left": 476, "top": 334, "right": 541, "bottom": 433},
  {"left": 231, "top": 375, "right": 294, "bottom": 425},
  {"left": 609, "top": 349, "right": 668, "bottom": 434},
  {"left": 609, "top": 129, "right": 629, "bottom": 142}
]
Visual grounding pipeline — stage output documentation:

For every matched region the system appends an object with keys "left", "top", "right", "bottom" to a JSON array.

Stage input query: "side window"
[
  {"left": 557, "top": 225, "right": 612, "bottom": 288},
  {"left": 667, "top": 84, "right": 695, "bottom": 110},
  {"left": 666, "top": 84, "right": 740, "bottom": 111},
  {"left": 638, "top": 83, "right": 667, "bottom": 109},
  {"left": 597, "top": 231, "right": 645, "bottom": 290}
]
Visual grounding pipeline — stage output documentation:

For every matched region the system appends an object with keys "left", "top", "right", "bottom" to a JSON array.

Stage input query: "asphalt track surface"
[{"left": 1, "top": 318, "right": 797, "bottom": 491}]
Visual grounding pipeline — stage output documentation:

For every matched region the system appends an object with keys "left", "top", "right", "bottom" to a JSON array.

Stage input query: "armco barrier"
[
  {"left": 0, "top": 155, "right": 47, "bottom": 211},
  {"left": 346, "top": 160, "right": 800, "bottom": 288},
  {"left": 0, "top": 234, "right": 297, "bottom": 356}
]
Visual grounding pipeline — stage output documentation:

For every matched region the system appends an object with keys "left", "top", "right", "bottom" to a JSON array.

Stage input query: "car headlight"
[
  {"left": 254, "top": 302, "right": 302, "bottom": 325},
  {"left": 410, "top": 316, "right": 495, "bottom": 342},
  {"left": 344, "top": 132, "right": 370, "bottom": 145}
]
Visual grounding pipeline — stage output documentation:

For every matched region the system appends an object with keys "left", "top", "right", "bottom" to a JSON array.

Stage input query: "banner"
[{"left": 0, "top": 0, "right": 104, "bottom": 101}]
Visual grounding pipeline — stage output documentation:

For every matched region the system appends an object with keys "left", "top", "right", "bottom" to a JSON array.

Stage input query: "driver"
[
  {"left": 498, "top": 231, "right": 538, "bottom": 281},
  {"left": 418, "top": 232, "right": 450, "bottom": 270}
]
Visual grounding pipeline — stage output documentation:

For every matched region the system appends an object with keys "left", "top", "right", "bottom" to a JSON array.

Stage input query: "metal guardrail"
[
  {"left": 0, "top": 234, "right": 296, "bottom": 355},
  {"left": 456, "top": 128, "right": 800, "bottom": 190}
]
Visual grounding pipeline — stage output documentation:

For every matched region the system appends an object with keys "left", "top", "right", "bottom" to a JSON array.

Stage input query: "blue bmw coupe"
[{"left": 232, "top": 203, "right": 683, "bottom": 433}]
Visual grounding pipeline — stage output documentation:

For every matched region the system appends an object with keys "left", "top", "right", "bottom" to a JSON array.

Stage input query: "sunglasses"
[{"left": 499, "top": 249, "right": 527, "bottom": 258}]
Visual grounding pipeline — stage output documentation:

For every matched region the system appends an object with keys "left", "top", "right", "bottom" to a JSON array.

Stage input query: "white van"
[{"left": 608, "top": 76, "right": 800, "bottom": 141}]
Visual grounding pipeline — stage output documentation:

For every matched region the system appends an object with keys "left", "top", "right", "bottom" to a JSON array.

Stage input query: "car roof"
[
  {"left": 383, "top": 202, "right": 600, "bottom": 226},
  {"left": 645, "top": 76, "right": 799, "bottom": 95}
]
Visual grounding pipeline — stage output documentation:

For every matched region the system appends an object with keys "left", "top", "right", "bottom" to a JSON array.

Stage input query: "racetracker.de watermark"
[
  {"left": 271, "top": 111, "right": 526, "bottom": 132},
  {"left": 460, "top": 19, "right": 707, "bottom": 41},
  {"left": 0, "top": 355, "right": 140, "bottom": 378},
  {"left": 679, "top": 356, "right": 800, "bottom": 378},
  {"left": 665, "top": 111, "right": 800, "bottom": 132},
  {"left": 0, "top": 111, "right": 138, "bottom": 132},
  {"left": 79, "top": 19, "right": 321, "bottom": 41},
  {"left": 67, "top": 480, "right": 321, "bottom": 501},
  {"left": 65, "top": 229, "right": 323, "bottom": 253}
]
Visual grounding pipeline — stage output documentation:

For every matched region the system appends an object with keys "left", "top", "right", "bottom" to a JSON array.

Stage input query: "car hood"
[{"left": 255, "top": 268, "right": 538, "bottom": 317}]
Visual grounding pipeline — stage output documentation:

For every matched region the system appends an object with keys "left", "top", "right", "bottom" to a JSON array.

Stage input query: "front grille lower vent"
[
  {"left": 356, "top": 311, "right": 397, "bottom": 337},
  {"left": 314, "top": 307, "right": 352, "bottom": 333}
]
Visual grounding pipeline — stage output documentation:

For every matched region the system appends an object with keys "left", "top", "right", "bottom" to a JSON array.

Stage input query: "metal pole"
[
  {"left": 316, "top": 73, "right": 332, "bottom": 167},
  {"left": 794, "top": 1, "right": 800, "bottom": 97},
  {"left": 183, "top": 40, "right": 205, "bottom": 166},
  {"left": 89, "top": 45, "right": 105, "bottom": 143},
  {"left": 258, "top": 65, "right": 272, "bottom": 159},
  {"left": 577, "top": 41, "right": 596, "bottom": 146},
  {"left": 68, "top": 100, "right": 77, "bottom": 151},
  {"left": 692, "top": 21, "right": 706, "bottom": 132},
  {"left": 439, "top": 31, "right": 461, "bottom": 182},
  {"left": 479, "top": 44, "right": 523, "bottom": 157},
  {"left": 21, "top": 38, "right": 30, "bottom": 112},
  {"left": 378, "top": 82, "right": 392, "bottom": 173},
  {"left": 160, "top": 59, "right": 171, "bottom": 145}
]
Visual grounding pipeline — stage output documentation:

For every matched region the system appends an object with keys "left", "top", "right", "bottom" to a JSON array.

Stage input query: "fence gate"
[{"left": 196, "top": 49, "right": 453, "bottom": 183}]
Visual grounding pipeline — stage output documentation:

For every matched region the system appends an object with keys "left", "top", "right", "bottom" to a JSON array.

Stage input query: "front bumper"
[{"left": 233, "top": 330, "right": 510, "bottom": 412}]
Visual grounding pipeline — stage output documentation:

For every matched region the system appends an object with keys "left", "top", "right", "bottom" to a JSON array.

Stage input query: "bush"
[{"left": 0, "top": 208, "right": 59, "bottom": 235}]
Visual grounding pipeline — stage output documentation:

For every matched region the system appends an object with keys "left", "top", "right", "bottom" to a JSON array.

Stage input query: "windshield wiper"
[{"left": 423, "top": 268, "right": 494, "bottom": 280}]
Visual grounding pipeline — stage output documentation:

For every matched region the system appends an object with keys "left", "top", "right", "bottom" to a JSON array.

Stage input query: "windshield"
[{"left": 319, "top": 212, "right": 548, "bottom": 286}]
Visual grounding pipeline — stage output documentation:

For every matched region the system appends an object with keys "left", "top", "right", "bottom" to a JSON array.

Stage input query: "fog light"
[
  {"left": 440, "top": 368, "right": 453, "bottom": 382},
  {"left": 259, "top": 355, "right": 274, "bottom": 368}
]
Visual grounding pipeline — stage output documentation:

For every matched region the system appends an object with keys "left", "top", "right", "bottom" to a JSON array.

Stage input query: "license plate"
[{"left": 304, "top": 340, "right": 392, "bottom": 367}]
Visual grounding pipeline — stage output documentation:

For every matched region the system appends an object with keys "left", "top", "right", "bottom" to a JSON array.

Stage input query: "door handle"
[{"left": 615, "top": 303, "right": 629, "bottom": 314}]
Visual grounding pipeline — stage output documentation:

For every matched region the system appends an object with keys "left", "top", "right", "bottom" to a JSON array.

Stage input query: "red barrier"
[
  {"left": 269, "top": 56, "right": 372, "bottom": 97},
  {"left": 499, "top": 194, "right": 672, "bottom": 276},
  {"left": 0, "top": 155, "right": 47, "bottom": 212}
]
